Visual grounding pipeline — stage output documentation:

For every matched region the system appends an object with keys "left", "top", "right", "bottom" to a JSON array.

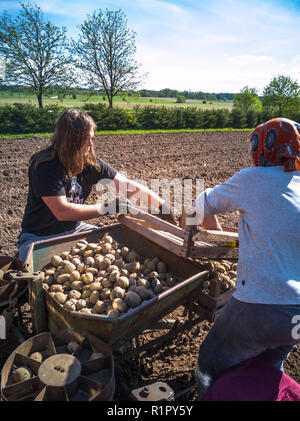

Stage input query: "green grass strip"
[{"left": 0, "top": 127, "right": 253, "bottom": 139}]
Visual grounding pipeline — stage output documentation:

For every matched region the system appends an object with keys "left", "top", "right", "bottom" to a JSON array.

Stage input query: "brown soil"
[{"left": 0, "top": 131, "right": 299, "bottom": 401}]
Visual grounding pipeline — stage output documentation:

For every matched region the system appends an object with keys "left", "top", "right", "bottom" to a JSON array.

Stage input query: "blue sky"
[{"left": 1, "top": 0, "right": 300, "bottom": 93}]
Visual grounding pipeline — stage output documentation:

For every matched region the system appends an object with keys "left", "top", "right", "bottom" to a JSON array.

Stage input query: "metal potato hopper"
[{"left": 25, "top": 222, "right": 211, "bottom": 347}]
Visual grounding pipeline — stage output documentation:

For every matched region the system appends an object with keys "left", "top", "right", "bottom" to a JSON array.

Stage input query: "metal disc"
[{"left": 38, "top": 354, "right": 81, "bottom": 387}]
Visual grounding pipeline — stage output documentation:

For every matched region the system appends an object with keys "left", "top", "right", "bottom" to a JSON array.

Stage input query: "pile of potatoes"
[
  {"left": 198, "top": 260, "right": 237, "bottom": 293},
  {"left": 39, "top": 233, "right": 179, "bottom": 318}
]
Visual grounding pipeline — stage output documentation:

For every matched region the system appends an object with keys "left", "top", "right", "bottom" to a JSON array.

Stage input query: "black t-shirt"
[{"left": 21, "top": 153, "right": 118, "bottom": 235}]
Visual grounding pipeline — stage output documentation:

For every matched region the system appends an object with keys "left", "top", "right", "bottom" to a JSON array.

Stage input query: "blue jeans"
[
  {"left": 195, "top": 297, "right": 300, "bottom": 399},
  {"left": 16, "top": 222, "right": 99, "bottom": 262}
]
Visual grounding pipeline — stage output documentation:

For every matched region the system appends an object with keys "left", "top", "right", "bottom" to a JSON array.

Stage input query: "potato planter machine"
[{"left": 2, "top": 209, "right": 238, "bottom": 353}]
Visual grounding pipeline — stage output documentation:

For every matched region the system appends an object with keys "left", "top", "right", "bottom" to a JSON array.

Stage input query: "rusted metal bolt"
[{"left": 139, "top": 386, "right": 150, "bottom": 398}]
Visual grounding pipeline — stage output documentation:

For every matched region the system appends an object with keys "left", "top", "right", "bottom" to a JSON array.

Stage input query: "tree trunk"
[
  {"left": 108, "top": 94, "right": 113, "bottom": 108},
  {"left": 37, "top": 90, "right": 43, "bottom": 108}
]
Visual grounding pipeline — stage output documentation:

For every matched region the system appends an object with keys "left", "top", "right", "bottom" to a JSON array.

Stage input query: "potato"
[
  {"left": 72, "top": 257, "right": 81, "bottom": 266},
  {"left": 102, "top": 243, "right": 112, "bottom": 254},
  {"left": 82, "top": 290, "right": 92, "bottom": 299},
  {"left": 68, "top": 290, "right": 81, "bottom": 300},
  {"left": 30, "top": 352, "right": 43, "bottom": 363},
  {"left": 231, "top": 263, "right": 238, "bottom": 271},
  {"left": 146, "top": 261, "right": 156, "bottom": 271},
  {"left": 44, "top": 275, "right": 54, "bottom": 285},
  {"left": 137, "top": 278, "right": 150, "bottom": 288},
  {"left": 11, "top": 367, "right": 32, "bottom": 383},
  {"left": 126, "top": 262, "right": 140, "bottom": 274},
  {"left": 77, "top": 263, "right": 86, "bottom": 273},
  {"left": 85, "top": 267, "right": 98, "bottom": 276},
  {"left": 103, "top": 235, "right": 113, "bottom": 244},
  {"left": 87, "top": 243, "right": 98, "bottom": 250},
  {"left": 76, "top": 242, "right": 87, "bottom": 249},
  {"left": 128, "top": 277, "right": 136, "bottom": 287},
  {"left": 67, "top": 341, "right": 80, "bottom": 353},
  {"left": 127, "top": 251, "right": 138, "bottom": 262},
  {"left": 57, "top": 273, "right": 71, "bottom": 284},
  {"left": 81, "top": 273, "right": 94, "bottom": 284},
  {"left": 64, "top": 300, "right": 76, "bottom": 311},
  {"left": 112, "top": 298, "right": 127, "bottom": 312},
  {"left": 54, "top": 292, "right": 67, "bottom": 304},
  {"left": 80, "top": 308, "right": 92, "bottom": 314},
  {"left": 229, "top": 270, "right": 237, "bottom": 278},
  {"left": 94, "top": 255, "right": 104, "bottom": 266},
  {"left": 85, "top": 256, "right": 95, "bottom": 266},
  {"left": 102, "top": 278, "right": 113, "bottom": 289},
  {"left": 125, "top": 291, "right": 142, "bottom": 308},
  {"left": 50, "top": 284, "right": 64, "bottom": 293},
  {"left": 89, "top": 282, "right": 102, "bottom": 291},
  {"left": 153, "top": 281, "right": 163, "bottom": 294},
  {"left": 94, "top": 300, "right": 106, "bottom": 314},
  {"left": 64, "top": 262, "right": 77, "bottom": 274},
  {"left": 43, "top": 283, "right": 49, "bottom": 291},
  {"left": 99, "top": 258, "right": 111, "bottom": 270},
  {"left": 70, "top": 270, "right": 81, "bottom": 283},
  {"left": 100, "top": 288, "right": 111, "bottom": 300},
  {"left": 45, "top": 268, "right": 56, "bottom": 277},
  {"left": 166, "top": 276, "right": 176, "bottom": 287},
  {"left": 117, "top": 276, "right": 129, "bottom": 289},
  {"left": 157, "top": 261, "right": 167, "bottom": 273},
  {"left": 114, "top": 258, "right": 124, "bottom": 269},
  {"left": 109, "top": 270, "right": 119, "bottom": 283},
  {"left": 62, "top": 281, "right": 72, "bottom": 291},
  {"left": 107, "top": 309, "right": 119, "bottom": 318},
  {"left": 71, "top": 281, "right": 84, "bottom": 291},
  {"left": 110, "top": 286, "right": 125, "bottom": 300},
  {"left": 148, "top": 271, "right": 159, "bottom": 280},
  {"left": 121, "top": 247, "right": 129, "bottom": 257},
  {"left": 51, "top": 255, "right": 63, "bottom": 268},
  {"left": 216, "top": 264, "right": 226, "bottom": 274},
  {"left": 135, "top": 286, "right": 151, "bottom": 300},
  {"left": 89, "top": 290, "right": 100, "bottom": 305},
  {"left": 106, "top": 253, "right": 116, "bottom": 263},
  {"left": 76, "top": 299, "right": 86, "bottom": 310},
  {"left": 120, "top": 269, "right": 129, "bottom": 277},
  {"left": 60, "top": 251, "right": 70, "bottom": 259}
]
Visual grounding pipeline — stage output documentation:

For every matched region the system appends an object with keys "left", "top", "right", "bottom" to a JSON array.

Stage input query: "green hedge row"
[{"left": 1, "top": 103, "right": 300, "bottom": 134}]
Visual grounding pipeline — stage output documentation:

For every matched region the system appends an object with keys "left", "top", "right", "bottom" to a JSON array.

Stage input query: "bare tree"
[
  {"left": 0, "top": 2, "right": 74, "bottom": 108},
  {"left": 71, "top": 9, "right": 146, "bottom": 108}
]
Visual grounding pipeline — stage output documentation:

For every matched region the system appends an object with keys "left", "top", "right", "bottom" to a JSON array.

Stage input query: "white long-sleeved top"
[{"left": 194, "top": 166, "right": 300, "bottom": 304}]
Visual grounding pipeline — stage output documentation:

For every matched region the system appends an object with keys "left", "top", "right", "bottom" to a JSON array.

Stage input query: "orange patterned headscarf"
[{"left": 251, "top": 118, "right": 300, "bottom": 171}]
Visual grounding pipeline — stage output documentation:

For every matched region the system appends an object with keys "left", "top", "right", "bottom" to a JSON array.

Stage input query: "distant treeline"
[
  {"left": 0, "top": 84, "right": 234, "bottom": 101},
  {"left": 2, "top": 103, "right": 300, "bottom": 135},
  {"left": 138, "top": 89, "right": 234, "bottom": 101}
]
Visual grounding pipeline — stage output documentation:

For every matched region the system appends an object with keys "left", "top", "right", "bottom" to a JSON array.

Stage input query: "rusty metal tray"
[
  {"left": 0, "top": 256, "right": 27, "bottom": 308},
  {"left": 25, "top": 223, "right": 211, "bottom": 347}
]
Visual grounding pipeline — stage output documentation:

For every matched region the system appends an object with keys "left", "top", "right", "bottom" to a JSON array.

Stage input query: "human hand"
[{"left": 201, "top": 215, "right": 223, "bottom": 231}]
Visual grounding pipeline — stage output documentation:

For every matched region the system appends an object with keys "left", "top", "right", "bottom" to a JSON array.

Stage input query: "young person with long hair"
[
  {"left": 192, "top": 117, "right": 300, "bottom": 399},
  {"left": 17, "top": 109, "right": 175, "bottom": 261}
]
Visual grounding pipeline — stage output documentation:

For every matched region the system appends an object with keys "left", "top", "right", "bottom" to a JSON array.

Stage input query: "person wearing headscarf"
[{"left": 193, "top": 118, "right": 300, "bottom": 400}]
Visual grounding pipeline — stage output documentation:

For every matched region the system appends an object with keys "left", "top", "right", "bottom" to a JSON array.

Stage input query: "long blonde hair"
[{"left": 31, "top": 109, "right": 98, "bottom": 177}]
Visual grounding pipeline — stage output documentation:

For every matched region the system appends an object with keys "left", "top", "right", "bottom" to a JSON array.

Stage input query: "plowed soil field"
[{"left": 0, "top": 131, "right": 299, "bottom": 400}]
